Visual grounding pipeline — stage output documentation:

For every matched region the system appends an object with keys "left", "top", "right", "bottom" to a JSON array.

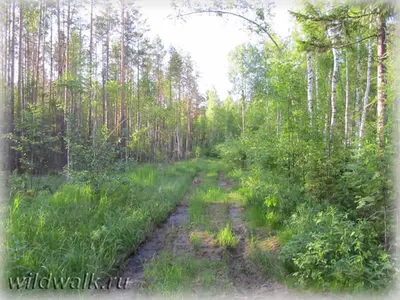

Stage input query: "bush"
[
  {"left": 216, "top": 139, "right": 246, "bottom": 167},
  {"left": 279, "top": 206, "right": 394, "bottom": 291},
  {"left": 236, "top": 168, "right": 304, "bottom": 229},
  {"left": 195, "top": 146, "right": 201, "bottom": 158}
]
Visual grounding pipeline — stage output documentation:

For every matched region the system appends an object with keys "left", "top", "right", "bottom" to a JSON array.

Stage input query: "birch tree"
[
  {"left": 306, "top": 52, "right": 313, "bottom": 127},
  {"left": 359, "top": 9, "right": 372, "bottom": 148}
]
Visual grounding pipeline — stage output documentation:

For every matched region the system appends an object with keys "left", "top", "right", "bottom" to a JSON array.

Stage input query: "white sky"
[{"left": 136, "top": 0, "right": 296, "bottom": 100}]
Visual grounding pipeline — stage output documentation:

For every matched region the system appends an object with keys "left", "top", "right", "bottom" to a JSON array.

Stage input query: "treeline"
[{"left": 0, "top": 0, "right": 209, "bottom": 177}]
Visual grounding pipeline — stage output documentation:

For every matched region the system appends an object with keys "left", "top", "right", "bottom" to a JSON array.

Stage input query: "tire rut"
[
  {"left": 218, "top": 172, "right": 280, "bottom": 297},
  {"left": 118, "top": 175, "right": 201, "bottom": 290}
]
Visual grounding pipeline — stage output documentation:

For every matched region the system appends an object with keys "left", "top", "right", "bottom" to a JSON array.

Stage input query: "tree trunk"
[
  {"left": 88, "top": 0, "right": 93, "bottom": 140},
  {"left": 65, "top": 1, "right": 70, "bottom": 180},
  {"left": 186, "top": 94, "right": 191, "bottom": 155},
  {"left": 359, "top": 34, "right": 372, "bottom": 148},
  {"left": 306, "top": 52, "right": 313, "bottom": 127},
  {"left": 17, "top": 1, "right": 23, "bottom": 122},
  {"left": 324, "top": 70, "right": 332, "bottom": 144},
  {"left": 56, "top": 0, "right": 65, "bottom": 170},
  {"left": 137, "top": 43, "right": 140, "bottom": 131},
  {"left": 16, "top": 0, "right": 23, "bottom": 171},
  {"left": 41, "top": 0, "right": 46, "bottom": 106},
  {"left": 106, "top": 25, "right": 110, "bottom": 129},
  {"left": 120, "top": 2, "right": 126, "bottom": 153},
  {"left": 344, "top": 49, "right": 350, "bottom": 145},
  {"left": 33, "top": 0, "right": 42, "bottom": 105},
  {"left": 9, "top": 0, "right": 16, "bottom": 171},
  {"left": 315, "top": 59, "right": 319, "bottom": 120},
  {"left": 329, "top": 47, "right": 338, "bottom": 144},
  {"left": 178, "top": 82, "right": 182, "bottom": 159},
  {"left": 376, "top": 7, "right": 387, "bottom": 151},
  {"left": 241, "top": 90, "right": 245, "bottom": 135}
]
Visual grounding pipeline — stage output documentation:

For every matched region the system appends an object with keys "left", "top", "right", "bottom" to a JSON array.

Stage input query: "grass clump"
[
  {"left": 188, "top": 190, "right": 207, "bottom": 226},
  {"left": 215, "top": 223, "right": 238, "bottom": 249},
  {"left": 189, "top": 232, "right": 202, "bottom": 250}
]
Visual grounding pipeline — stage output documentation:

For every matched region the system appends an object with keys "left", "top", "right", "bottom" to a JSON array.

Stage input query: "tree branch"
[
  {"left": 335, "top": 34, "right": 377, "bottom": 49},
  {"left": 175, "top": 9, "right": 281, "bottom": 53},
  {"left": 101, "top": 117, "right": 129, "bottom": 148}
]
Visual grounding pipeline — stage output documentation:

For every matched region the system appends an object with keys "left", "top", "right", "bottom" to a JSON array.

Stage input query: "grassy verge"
[{"left": 5, "top": 160, "right": 212, "bottom": 284}]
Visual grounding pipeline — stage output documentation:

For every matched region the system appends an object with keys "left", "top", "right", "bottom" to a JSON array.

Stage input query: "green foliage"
[
  {"left": 5, "top": 161, "right": 198, "bottom": 281},
  {"left": 208, "top": 2, "right": 397, "bottom": 291},
  {"left": 230, "top": 167, "right": 304, "bottom": 229},
  {"left": 216, "top": 139, "right": 246, "bottom": 167},
  {"left": 7, "top": 104, "right": 58, "bottom": 175},
  {"left": 195, "top": 146, "right": 201, "bottom": 158},
  {"left": 215, "top": 223, "right": 239, "bottom": 249},
  {"left": 189, "top": 232, "right": 202, "bottom": 250},
  {"left": 279, "top": 207, "right": 394, "bottom": 291},
  {"left": 4, "top": 0, "right": 396, "bottom": 295},
  {"left": 250, "top": 246, "right": 285, "bottom": 280},
  {"left": 8, "top": 170, "right": 28, "bottom": 197}
]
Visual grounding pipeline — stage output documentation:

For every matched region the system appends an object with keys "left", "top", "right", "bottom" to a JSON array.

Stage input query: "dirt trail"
[
  {"left": 120, "top": 177, "right": 197, "bottom": 290},
  {"left": 219, "top": 174, "right": 267, "bottom": 294},
  {"left": 217, "top": 173, "right": 290, "bottom": 299},
  {"left": 104, "top": 171, "right": 293, "bottom": 298},
  {"left": 99, "top": 172, "right": 340, "bottom": 299},
  {"left": 121, "top": 205, "right": 189, "bottom": 287}
]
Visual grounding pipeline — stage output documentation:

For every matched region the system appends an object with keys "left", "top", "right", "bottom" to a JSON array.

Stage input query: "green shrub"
[
  {"left": 195, "top": 146, "right": 201, "bottom": 158},
  {"left": 237, "top": 168, "right": 304, "bottom": 229},
  {"left": 216, "top": 139, "right": 246, "bottom": 167},
  {"left": 279, "top": 206, "right": 394, "bottom": 291}
]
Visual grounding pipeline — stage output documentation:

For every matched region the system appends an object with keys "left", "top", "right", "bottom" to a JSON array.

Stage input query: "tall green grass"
[
  {"left": 215, "top": 223, "right": 238, "bottom": 249},
  {"left": 5, "top": 161, "right": 205, "bottom": 281}
]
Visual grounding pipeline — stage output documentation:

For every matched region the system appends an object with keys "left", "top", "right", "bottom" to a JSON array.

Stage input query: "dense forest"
[
  {"left": 0, "top": 0, "right": 208, "bottom": 177},
  {"left": 0, "top": 0, "right": 399, "bottom": 297}
]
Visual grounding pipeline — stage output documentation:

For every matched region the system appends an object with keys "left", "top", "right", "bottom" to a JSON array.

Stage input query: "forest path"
[
  {"left": 120, "top": 174, "right": 200, "bottom": 290},
  {"left": 105, "top": 171, "right": 301, "bottom": 299}
]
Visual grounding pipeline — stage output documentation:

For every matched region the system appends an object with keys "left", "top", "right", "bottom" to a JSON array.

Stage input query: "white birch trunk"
[
  {"left": 355, "top": 37, "right": 361, "bottom": 136},
  {"left": 345, "top": 49, "right": 350, "bottom": 145},
  {"left": 315, "top": 59, "right": 319, "bottom": 116},
  {"left": 359, "top": 16, "right": 373, "bottom": 148},
  {"left": 329, "top": 47, "right": 338, "bottom": 143},
  {"left": 376, "top": 7, "right": 386, "bottom": 150},
  {"left": 307, "top": 52, "right": 313, "bottom": 127}
]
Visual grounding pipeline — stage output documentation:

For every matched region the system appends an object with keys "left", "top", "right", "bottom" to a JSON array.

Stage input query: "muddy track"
[
  {"left": 121, "top": 204, "right": 189, "bottom": 288},
  {"left": 119, "top": 171, "right": 283, "bottom": 296},
  {"left": 117, "top": 175, "right": 199, "bottom": 290},
  {"left": 217, "top": 172, "right": 287, "bottom": 298},
  {"left": 96, "top": 171, "right": 334, "bottom": 299},
  {"left": 218, "top": 173, "right": 265, "bottom": 294}
]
